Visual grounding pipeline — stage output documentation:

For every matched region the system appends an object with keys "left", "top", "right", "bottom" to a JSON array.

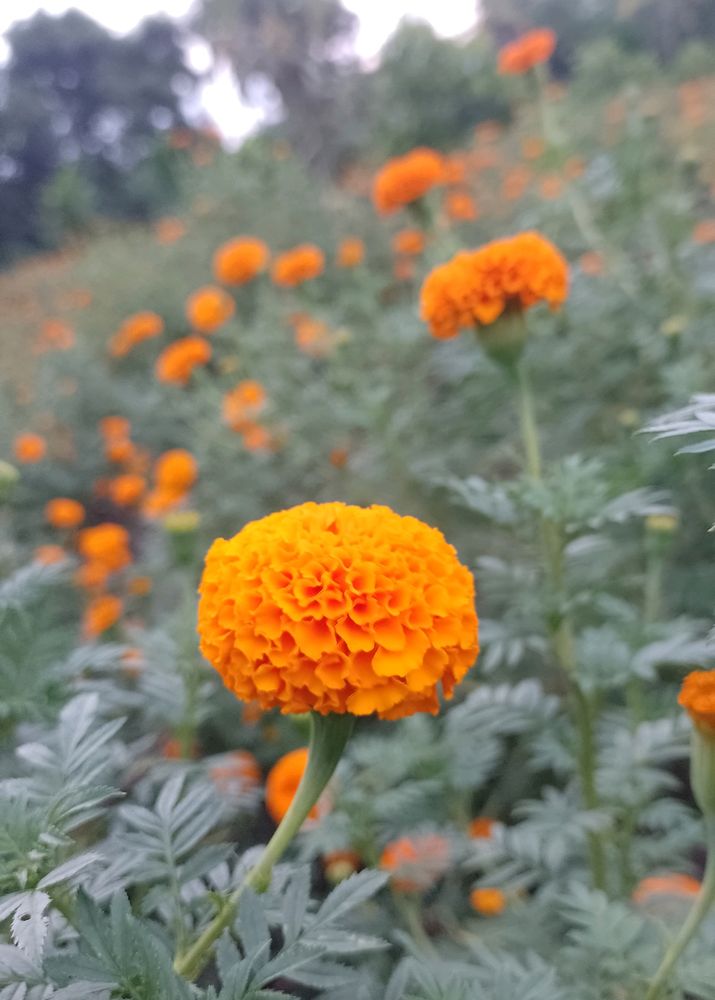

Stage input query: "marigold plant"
[
  {"left": 197, "top": 501, "right": 478, "bottom": 718},
  {"left": 213, "top": 237, "right": 270, "bottom": 285},
  {"left": 498, "top": 28, "right": 557, "bottom": 75},
  {"left": 372, "top": 147, "right": 445, "bottom": 216},
  {"left": 271, "top": 244, "right": 325, "bottom": 287}
]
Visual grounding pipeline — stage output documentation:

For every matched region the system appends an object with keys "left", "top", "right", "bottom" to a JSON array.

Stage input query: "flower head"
[
  {"left": 109, "top": 311, "right": 164, "bottom": 357},
  {"left": 213, "top": 237, "right": 270, "bottom": 285},
  {"left": 372, "top": 148, "right": 445, "bottom": 216},
  {"left": 265, "top": 747, "right": 329, "bottom": 824},
  {"left": 468, "top": 816, "right": 496, "bottom": 839},
  {"left": 108, "top": 474, "right": 146, "bottom": 507},
  {"left": 271, "top": 245, "right": 325, "bottom": 287},
  {"left": 186, "top": 286, "right": 235, "bottom": 333},
  {"left": 77, "top": 523, "right": 131, "bottom": 573},
  {"left": 470, "top": 887, "right": 506, "bottom": 916},
  {"left": 498, "top": 29, "right": 556, "bottom": 75},
  {"left": 222, "top": 381, "right": 267, "bottom": 430},
  {"left": 392, "top": 228, "right": 426, "bottom": 257},
  {"left": 336, "top": 237, "right": 365, "bottom": 268},
  {"left": 420, "top": 231, "right": 568, "bottom": 341},
  {"left": 155, "top": 336, "right": 212, "bottom": 385},
  {"left": 679, "top": 671, "right": 715, "bottom": 736},
  {"left": 46, "top": 498, "right": 85, "bottom": 529},
  {"left": 83, "top": 594, "right": 123, "bottom": 638},
  {"left": 633, "top": 874, "right": 701, "bottom": 906},
  {"left": 35, "top": 319, "right": 75, "bottom": 354},
  {"left": 14, "top": 432, "right": 46, "bottom": 464},
  {"left": 379, "top": 834, "right": 450, "bottom": 892},
  {"left": 100, "top": 416, "right": 131, "bottom": 442},
  {"left": 444, "top": 191, "right": 478, "bottom": 221},
  {"left": 210, "top": 750, "right": 261, "bottom": 799},
  {"left": 198, "top": 502, "right": 478, "bottom": 718}
]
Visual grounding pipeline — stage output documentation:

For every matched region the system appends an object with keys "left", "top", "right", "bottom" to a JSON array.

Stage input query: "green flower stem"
[
  {"left": 174, "top": 712, "right": 354, "bottom": 981},
  {"left": 645, "top": 812, "right": 715, "bottom": 1000}
]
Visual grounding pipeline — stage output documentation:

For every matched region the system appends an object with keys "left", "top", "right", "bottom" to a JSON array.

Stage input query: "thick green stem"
[
  {"left": 571, "top": 686, "right": 607, "bottom": 892},
  {"left": 174, "top": 712, "right": 354, "bottom": 980},
  {"left": 645, "top": 813, "right": 715, "bottom": 1000}
]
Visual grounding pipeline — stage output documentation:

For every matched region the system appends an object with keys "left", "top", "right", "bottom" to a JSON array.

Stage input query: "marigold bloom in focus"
[
  {"left": 265, "top": 747, "right": 328, "bottom": 825},
  {"left": 213, "top": 237, "right": 269, "bottom": 285},
  {"left": 108, "top": 474, "right": 146, "bottom": 507},
  {"left": 379, "top": 834, "right": 450, "bottom": 892},
  {"left": 632, "top": 873, "right": 701, "bottom": 906},
  {"left": 679, "top": 671, "right": 715, "bottom": 736},
  {"left": 444, "top": 191, "right": 478, "bottom": 221},
  {"left": 14, "top": 432, "right": 46, "bottom": 464},
  {"left": 46, "top": 497, "right": 85, "bottom": 529},
  {"left": 392, "top": 228, "right": 426, "bottom": 256},
  {"left": 222, "top": 381, "right": 267, "bottom": 430},
  {"left": 470, "top": 886, "right": 506, "bottom": 916},
  {"left": 186, "top": 286, "right": 235, "bottom": 333},
  {"left": 198, "top": 501, "right": 478, "bottom": 719},
  {"left": 271, "top": 244, "right": 325, "bottom": 287},
  {"left": 35, "top": 544, "right": 67, "bottom": 565},
  {"left": 498, "top": 28, "right": 556, "bottom": 75},
  {"left": 77, "top": 523, "right": 131, "bottom": 573},
  {"left": 372, "top": 147, "right": 446, "bottom": 216},
  {"left": 420, "top": 231, "right": 568, "bottom": 340},
  {"left": 109, "top": 311, "right": 164, "bottom": 358},
  {"left": 336, "top": 237, "right": 365, "bottom": 268},
  {"left": 155, "top": 336, "right": 212, "bottom": 385},
  {"left": 83, "top": 593, "right": 123, "bottom": 638}
]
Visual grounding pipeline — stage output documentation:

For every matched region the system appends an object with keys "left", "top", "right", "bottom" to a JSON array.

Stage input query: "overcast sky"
[{"left": 0, "top": 0, "right": 477, "bottom": 140}]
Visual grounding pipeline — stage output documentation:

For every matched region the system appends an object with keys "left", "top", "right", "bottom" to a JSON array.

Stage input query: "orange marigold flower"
[
  {"left": 632, "top": 874, "right": 701, "bottom": 906},
  {"left": 213, "top": 237, "right": 270, "bottom": 285},
  {"left": 154, "top": 216, "right": 186, "bottom": 245},
  {"left": 271, "top": 244, "right": 325, "bottom": 287},
  {"left": 444, "top": 191, "right": 478, "bottom": 222},
  {"left": 45, "top": 497, "right": 85, "bottom": 529},
  {"left": 155, "top": 449, "right": 198, "bottom": 495},
  {"left": 521, "top": 136, "right": 545, "bottom": 161},
  {"left": 109, "top": 311, "right": 164, "bottom": 358},
  {"left": 74, "top": 560, "right": 110, "bottom": 591},
  {"left": 330, "top": 446, "right": 349, "bottom": 469},
  {"left": 35, "top": 319, "right": 75, "bottom": 354},
  {"left": 470, "top": 887, "right": 506, "bottom": 916},
  {"left": 108, "top": 474, "right": 146, "bottom": 507},
  {"left": 186, "top": 286, "right": 235, "bottom": 333},
  {"left": 498, "top": 28, "right": 556, "bottom": 75},
  {"left": 468, "top": 816, "right": 496, "bottom": 839},
  {"left": 241, "top": 423, "right": 275, "bottom": 453},
  {"left": 679, "top": 671, "right": 715, "bottom": 735},
  {"left": 372, "top": 147, "right": 446, "bottom": 216},
  {"left": 100, "top": 416, "right": 131, "bottom": 442},
  {"left": 160, "top": 736, "right": 199, "bottom": 760},
  {"left": 693, "top": 219, "right": 715, "bottom": 245},
  {"left": 392, "top": 228, "right": 426, "bottom": 256},
  {"left": 77, "top": 522, "right": 131, "bottom": 573},
  {"left": 292, "top": 315, "right": 333, "bottom": 358},
  {"left": 222, "top": 380, "right": 267, "bottom": 429},
  {"left": 83, "top": 593, "right": 123, "bottom": 638},
  {"left": 34, "top": 544, "right": 67, "bottom": 566},
  {"left": 197, "top": 502, "right": 478, "bottom": 718},
  {"left": 502, "top": 165, "right": 532, "bottom": 201},
  {"left": 14, "top": 432, "right": 46, "bottom": 464},
  {"left": 155, "top": 336, "right": 212, "bottom": 385},
  {"left": 105, "top": 438, "right": 135, "bottom": 465},
  {"left": 420, "top": 231, "right": 569, "bottom": 340},
  {"left": 539, "top": 173, "right": 564, "bottom": 200},
  {"left": 379, "top": 834, "right": 450, "bottom": 893},
  {"left": 265, "top": 747, "right": 330, "bottom": 825},
  {"left": 210, "top": 750, "right": 262, "bottom": 798},
  {"left": 336, "top": 237, "right": 365, "bottom": 268}
]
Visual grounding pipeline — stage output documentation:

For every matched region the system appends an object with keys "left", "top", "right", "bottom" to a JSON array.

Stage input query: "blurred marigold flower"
[
  {"left": 498, "top": 28, "right": 556, "bottom": 75},
  {"left": 291, "top": 314, "right": 334, "bottom": 357},
  {"left": 105, "top": 438, "right": 135, "bottom": 465},
  {"left": 209, "top": 750, "right": 261, "bottom": 798},
  {"left": 45, "top": 497, "right": 85, "bottom": 529},
  {"left": 100, "top": 416, "right": 131, "bottom": 441},
  {"left": 128, "top": 575, "right": 152, "bottom": 596},
  {"left": 77, "top": 522, "right": 131, "bottom": 573},
  {"left": 579, "top": 251, "right": 605, "bottom": 276},
  {"left": 392, "top": 228, "right": 426, "bottom": 256},
  {"left": 34, "top": 544, "right": 67, "bottom": 565},
  {"left": 83, "top": 593, "right": 123, "bottom": 638},
  {"left": 336, "top": 237, "right": 365, "bottom": 268},
  {"left": 197, "top": 501, "right": 478, "bottom": 718},
  {"left": 539, "top": 173, "right": 564, "bottom": 200},
  {"left": 241, "top": 423, "right": 275, "bottom": 452},
  {"left": 521, "top": 136, "right": 545, "bottom": 161},
  {"left": 14, "top": 432, "right": 46, "bottom": 464},
  {"left": 632, "top": 874, "right": 701, "bottom": 906},
  {"left": 265, "top": 747, "right": 330, "bottom": 824},
  {"left": 379, "top": 834, "right": 450, "bottom": 892},
  {"left": 155, "top": 449, "right": 197, "bottom": 495},
  {"left": 35, "top": 319, "right": 75, "bottom": 355},
  {"left": 109, "top": 311, "right": 164, "bottom": 357},
  {"left": 502, "top": 165, "right": 532, "bottom": 201},
  {"left": 154, "top": 217, "right": 186, "bottom": 245},
  {"left": 372, "top": 147, "right": 446, "bottom": 216},
  {"left": 470, "top": 886, "right": 506, "bottom": 916},
  {"left": 444, "top": 191, "right": 478, "bottom": 222},
  {"left": 420, "top": 231, "right": 568, "bottom": 340},
  {"left": 108, "top": 474, "right": 146, "bottom": 507},
  {"left": 468, "top": 816, "right": 496, "bottom": 839},
  {"left": 693, "top": 219, "right": 715, "bottom": 245},
  {"left": 679, "top": 671, "right": 715, "bottom": 736},
  {"left": 186, "top": 286, "right": 235, "bottom": 333},
  {"left": 222, "top": 380, "right": 267, "bottom": 429},
  {"left": 213, "top": 237, "right": 270, "bottom": 285},
  {"left": 393, "top": 258, "right": 415, "bottom": 282},
  {"left": 155, "top": 336, "right": 212, "bottom": 385},
  {"left": 271, "top": 244, "right": 325, "bottom": 287},
  {"left": 74, "top": 560, "right": 110, "bottom": 591},
  {"left": 474, "top": 120, "right": 503, "bottom": 144}
]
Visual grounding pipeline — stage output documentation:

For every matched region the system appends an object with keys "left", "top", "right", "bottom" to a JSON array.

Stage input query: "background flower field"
[{"left": 1, "top": 2, "right": 715, "bottom": 997}]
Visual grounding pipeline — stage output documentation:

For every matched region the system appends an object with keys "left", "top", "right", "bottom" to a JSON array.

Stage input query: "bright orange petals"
[
  {"left": 108, "top": 474, "right": 146, "bottom": 507},
  {"left": 632, "top": 874, "right": 701, "bottom": 905},
  {"left": 470, "top": 887, "right": 506, "bottom": 916},
  {"left": 77, "top": 523, "right": 131, "bottom": 573},
  {"left": 392, "top": 228, "right": 426, "bottom": 256},
  {"left": 45, "top": 498, "right": 85, "bottom": 529},
  {"left": 14, "top": 432, "right": 46, "bottom": 464},
  {"left": 336, "top": 237, "right": 365, "bottom": 268},
  {"left": 155, "top": 336, "right": 212, "bottom": 385},
  {"left": 420, "top": 231, "right": 569, "bottom": 340},
  {"left": 186, "top": 286, "right": 235, "bottom": 333},
  {"left": 271, "top": 244, "right": 325, "bottom": 287},
  {"left": 498, "top": 28, "right": 556, "bottom": 75},
  {"left": 213, "top": 237, "right": 269, "bottom": 285},
  {"left": 679, "top": 671, "right": 715, "bottom": 735},
  {"left": 265, "top": 747, "right": 328, "bottom": 825},
  {"left": 379, "top": 834, "right": 450, "bottom": 892},
  {"left": 198, "top": 502, "right": 478, "bottom": 719},
  {"left": 83, "top": 594, "right": 123, "bottom": 638},
  {"left": 109, "top": 311, "right": 164, "bottom": 358},
  {"left": 372, "top": 147, "right": 445, "bottom": 216},
  {"left": 154, "top": 449, "right": 197, "bottom": 495},
  {"left": 468, "top": 816, "right": 495, "bottom": 839}
]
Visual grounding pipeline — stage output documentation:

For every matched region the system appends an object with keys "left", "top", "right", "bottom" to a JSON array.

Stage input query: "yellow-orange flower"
[
  {"left": 213, "top": 237, "right": 269, "bottom": 285},
  {"left": 155, "top": 336, "right": 212, "bottom": 385},
  {"left": 105, "top": 438, "right": 135, "bottom": 465},
  {"left": 14, "top": 432, "right": 46, "bottom": 464},
  {"left": 197, "top": 502, "right": 478, "bottom": 718},
  {"left": 420, "top": 231, "right": 568, "bottom": 340},
  {"left": 100, "top": 416, "right": 131, "bottom": 442},
  {"left": 444, "top": 191, "right": 478, "bottom": 221},
  {"left": 241, "top": 423, "right": 275, "bottom": 452},
  {"left": 336, "top": 237, "right": 365, "bottom": 268},
  {"left": 470, "top": 887, "right": 506, "bottom": 916},
  {"left": 679, "top": 671, "right": 715, "bottom": 735},
  {"left": 155, "top": 449, "right": 197, "bottom": 495},
  {"left": 45, "top": 498, "right": 85, "bottom": 529},
  {"left": 632, "top": 874, "right": 701, "bottom": 905},
  {"left": 379, "top": 834, "right": 450, "bottom": 893},
  {"left": 498, "top": 28, "right": 556, "bottom": 75},
  {"left": 108, "top": 474, "right": 146, "bottom": 507},
  {"left": 291, "top": 314, "right": 334, "bottom": 358},
  {"left": 271, "top": 245, "right": 325, "bottom": 287},
  {"left": 222, "top": 380, "right": 267, "bottom": 430},
  {"left": 77, "top": 523, "right": 131, "bottom": 573},
  {"left": 392, "top": 228, "right": 426, "bottom": 256},
  {"left": 468, "top": 816, "right": 496, "bottom": 839},
  {"left": 109, "top": 311, "right": 164, "bottom": 358},
  {"left": 265, "top": 747, "right": 329, "bottom": 824},
  {"left": 372, "top": 147, "right": 445, "bottom": 216},
  {"left": 186, "top": 286, "right": 235, "bottom": 333},
  {"left": 83, "top": 594, "right": 123, "bottom": 638}
]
